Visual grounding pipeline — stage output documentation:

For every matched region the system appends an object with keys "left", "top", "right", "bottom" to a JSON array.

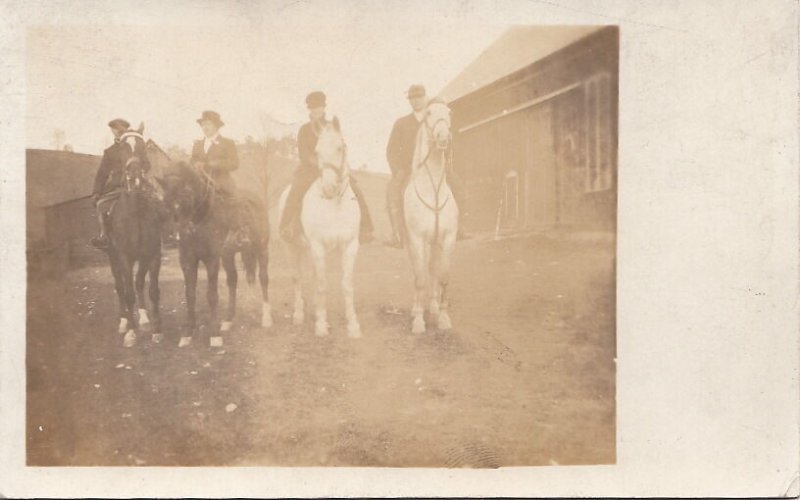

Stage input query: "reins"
[{"left": 412, "top": 116, "right": 452, "bottom": 246}]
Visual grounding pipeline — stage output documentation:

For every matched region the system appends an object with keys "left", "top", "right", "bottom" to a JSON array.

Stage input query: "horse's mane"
[{"left": 163, "top": 161, "right": 205, "bottom": 192}]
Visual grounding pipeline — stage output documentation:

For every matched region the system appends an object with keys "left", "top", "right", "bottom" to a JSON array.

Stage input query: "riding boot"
[
  {"left": 350, "top": 180, "right": 374, "bottom": 244},
  {"left": 90, "top": 212, "right": 110, "bottom": 249}
]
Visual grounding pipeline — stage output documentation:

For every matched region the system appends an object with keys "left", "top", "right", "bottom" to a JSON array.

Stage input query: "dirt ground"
[{"left": 26, "top": 233, "right": 615, "bottom": 467}]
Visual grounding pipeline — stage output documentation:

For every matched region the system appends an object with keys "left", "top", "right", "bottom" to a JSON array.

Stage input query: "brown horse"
[
  {"left": 105, "top": 125, "right": 163, "bottom": 347},
  {"left": 159, "top": 162, "right": 272, "bottom": 348}
]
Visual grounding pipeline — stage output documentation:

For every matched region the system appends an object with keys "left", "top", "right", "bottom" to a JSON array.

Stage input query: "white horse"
[
  {"left": 404, "top": 99, "right": 459, "bottom": 334},
  {"left": 278, "top": 117, "right": 362, "bottom": 338}
]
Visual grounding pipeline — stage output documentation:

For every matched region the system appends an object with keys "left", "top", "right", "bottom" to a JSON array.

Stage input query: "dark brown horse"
[
  {"left": 159, "top": 162, "right": 271, "bottom": 348},
  {"left": 105, "top": 125, "right": 163, "bottom": 347}
]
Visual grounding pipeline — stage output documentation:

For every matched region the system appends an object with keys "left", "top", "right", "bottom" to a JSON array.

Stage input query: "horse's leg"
[
  {"left": 206, "top": 257, "right": 221, "bottom": 347},
  {"left": 121, "top": 257, "right": 137, "bottom": 348},
  {"left": 179, "top": 258, "right": 198, "bottom": 348},
  {"left": 289, "top": 243, "right": 305, "bottom": 325},
  {"left": 258, "top": 243, "right": 273, "bottom": 329},
  {"left": 408, "top": 236, "right": 428, "bottom": 334},
  {"left": 435, "top": 236, "right": 456, "bottom": 331},
  {"left": 109, "top": 255, "right": 129, "bottom": 334},
  {"left": 220, "top": 251, "right": 236, "bottom": 336},
  {"left": 310, "top": 242, "right": 329, "bottom": 337},
  {"left": 342, "top": 238, "right": 361, "bottom": 338},
  {"left": 148, "top": 256, "right": 163, "bottom": 343},
  {"left": 134, "top": 261, "right": 151, "bottom": 332}
]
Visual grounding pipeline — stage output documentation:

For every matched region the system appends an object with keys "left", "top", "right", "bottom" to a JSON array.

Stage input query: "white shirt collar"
[
  {"left": 413, "top": 110, "right": 425, "bottom": 122},
  {"left": 203, "top": 133, "right": 220, "bottom": 152}
]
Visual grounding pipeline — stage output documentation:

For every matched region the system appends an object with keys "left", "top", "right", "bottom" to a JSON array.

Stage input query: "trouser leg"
[
  {"left": 280, "top": 167, "right": 318, "bottom": 240},
  {"left": 446, "top": 164, "right": 468, "bottom": 238},
  {"left": 385, "top": 170, "right": 408, "bottom": 248},
  {"left": 349, "top": 178, "right": 373, "bottom": 243}
]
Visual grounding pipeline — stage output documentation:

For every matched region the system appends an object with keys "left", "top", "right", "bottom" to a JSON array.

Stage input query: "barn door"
[{"left": 525, "top": 103, "right": 557, "bottom": 227}]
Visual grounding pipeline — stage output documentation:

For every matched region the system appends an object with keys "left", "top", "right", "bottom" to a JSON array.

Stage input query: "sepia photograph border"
[{"left": 1, "top": 0, "right": 798, "bottom": 497}]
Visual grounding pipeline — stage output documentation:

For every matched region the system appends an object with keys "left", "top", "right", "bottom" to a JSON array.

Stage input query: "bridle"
[
  {"left": 120, "top": 131, "right": 146, "bottom": 192},
  {"left": 319, "top": 141, "right": 350, "bottom": 200},
  {"left": 413, "top": 110, "right": 453, "bottom": 243},
  {"left": 163, "top": 168, "right": 211, "bottom": 236}
]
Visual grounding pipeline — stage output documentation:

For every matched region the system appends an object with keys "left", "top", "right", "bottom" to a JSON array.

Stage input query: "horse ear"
[
  {"left": 137, "top": 122, "right": 144, "bottom": 134},
  {"left": 332, "top": 116, "right": 340, "bottom": 132}
]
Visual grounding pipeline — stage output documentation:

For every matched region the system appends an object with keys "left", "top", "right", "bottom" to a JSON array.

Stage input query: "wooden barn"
[
  {"left": 440, "top": 26, "right": 618, "bottom": 235},
  {"left": 27, "top": 141, "right": 172, "bottom": 272}
]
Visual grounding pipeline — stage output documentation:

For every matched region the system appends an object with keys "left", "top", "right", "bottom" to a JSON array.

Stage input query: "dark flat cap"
[
  {"left": 108, "top": 118, "right": 130, "bottom": 130},
  {"left": 406, "top": 84, "right": 426, "bottom": 98},
  {"left": 196, "top": 110, "right": 224, "bottom": 127},
  {"left": 305, "top": 91, "right": 326, "bottom": 108}
]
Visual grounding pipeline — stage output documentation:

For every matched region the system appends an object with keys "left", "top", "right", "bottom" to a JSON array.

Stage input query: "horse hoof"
[
  {"left": 117, "top": 318, "right": 129, "bottom": 334},
  {"left": 138, "top": 308, "right": 150, "bottom": 328},
  {"left": 123, "top": 330, "right": 137, "bottom": 348},
  {"left": 220, "top": 321, "right": 233, "bottom": 332},
  {"left": 347, "top": 323, "right": 362, "bottom": 339},
  {"left": 292, "top": 312, "right": 304, "bottom": 326},
  {"left": 209, "top": 336, "right": 224, "bottom": 347},
  {"left": 151, "top": 333, "right": 164, "bottom": 344},
  {"left": 411, "top": 317, "right": 426, "bottom": 334},
  {"left": 315, "top": 323, "right": 329, "bottom": 337},
  {"left": 178, "top": 336, "right": 192, "bottom": 348},
  {"left": 438, "top": 312, "right": 452, "bottom": 331}
]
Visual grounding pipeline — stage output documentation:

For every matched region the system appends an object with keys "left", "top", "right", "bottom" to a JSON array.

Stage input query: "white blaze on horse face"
[
  {"left": 316, "top": 124, "right": 347, "bottom": 198},
  {"left": 426, "top": 102, "right": 452, "bottom": 150}
]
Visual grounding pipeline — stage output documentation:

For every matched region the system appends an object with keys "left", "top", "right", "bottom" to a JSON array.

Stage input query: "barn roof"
[{"left": 438, "top": 25, "right": 604, "bottom": 103}]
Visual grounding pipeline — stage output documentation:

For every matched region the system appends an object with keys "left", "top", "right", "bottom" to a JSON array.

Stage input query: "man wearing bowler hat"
[
  {"left": 90, "top": 118, "right": 152, "bottom": 249},
  {"left": 384, "top": 84, "right": 467, "bottom": 249},
  {"left": 279, "top": 91, "right": 374, "bottom": 243}
]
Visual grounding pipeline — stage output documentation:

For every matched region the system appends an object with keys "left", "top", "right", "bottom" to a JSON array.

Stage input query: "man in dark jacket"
[
  {"left": 385, "top": 84, "right": 467, "bottom": 248},
  {"left": 90, "top": 118, "right": 152, "bottom": 249},
  {"left": 279, "top": 91, "right": 374, "bottom": 243}
]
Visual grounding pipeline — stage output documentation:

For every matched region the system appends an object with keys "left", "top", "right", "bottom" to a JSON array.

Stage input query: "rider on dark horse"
[
  {"left": 191, "top": 110, "right": 250, "bottom": 245},
  {"left": 279, "top": 91, "right": 374, "bottom": 243},
  {"left": 385, "top": 84, "right": 467, "bottom": 248},
  {"left": 91, "top": 118, "right": 157, "bottom": 249}
]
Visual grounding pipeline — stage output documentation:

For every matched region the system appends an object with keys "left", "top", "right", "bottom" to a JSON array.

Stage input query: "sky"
[{"left": 26, "top": 9, "right": 506, "bottom": 173}]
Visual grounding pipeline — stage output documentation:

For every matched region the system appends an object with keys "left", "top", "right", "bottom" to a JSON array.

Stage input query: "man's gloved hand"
[{"left": 92, "top": 192, "right": 101, "bottom": 204}]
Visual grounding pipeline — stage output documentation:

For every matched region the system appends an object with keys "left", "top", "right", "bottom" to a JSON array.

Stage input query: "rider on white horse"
[
  {"left": 385, "top": 84, "right": 467, "bottom": 249},
  {"left": 279, "top": 91, "right": 374, "bottom": 244}
]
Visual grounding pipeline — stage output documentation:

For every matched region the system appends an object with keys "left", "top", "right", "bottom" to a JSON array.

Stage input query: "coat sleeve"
[
  {"left": 92, "top": 149, "right": 113, "bottom": 195},
  {"left": 297, "top": 125, "right": 317, "bottom": 167},
  {"left": 386, "top": 120, "right": 402, "bottom": 175},
  {"left": 208, "top": 139, "right": 239, "bottom": 172}
]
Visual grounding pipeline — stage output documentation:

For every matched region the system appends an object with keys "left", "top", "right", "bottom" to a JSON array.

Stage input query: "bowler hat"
[
  {"left": 196, "top": 110, "right": 224, "bottom": 127},
  {"left": 406, "top": 84, "right": 426, "bottom": 98},
  {"left": 305, "top": 91, "right": 326, "bottom": 108},
  {"left": 108, "top": 118, "right": 130, "bottom": 130}
]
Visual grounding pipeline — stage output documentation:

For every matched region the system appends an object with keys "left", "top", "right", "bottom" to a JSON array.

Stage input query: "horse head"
[
  {"left": 316, "top": 116, "right": 350, "bottom": 199},
  {"left": 158, "top": 162, "right": 206, "bottom": 234},
  {"left": 119, "top": 123, "right": 148, "bottom": 191},
  {"left": 423, "top": 99, "right": 452, "bottom": 152}
]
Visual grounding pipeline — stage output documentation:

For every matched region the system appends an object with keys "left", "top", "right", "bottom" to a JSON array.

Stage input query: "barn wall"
[
  {"left": 44, "top": 197, "right": 101, "bottom": 267},
  {"left": 451, "top": 27, "right": 618, "bottom": 234}
]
